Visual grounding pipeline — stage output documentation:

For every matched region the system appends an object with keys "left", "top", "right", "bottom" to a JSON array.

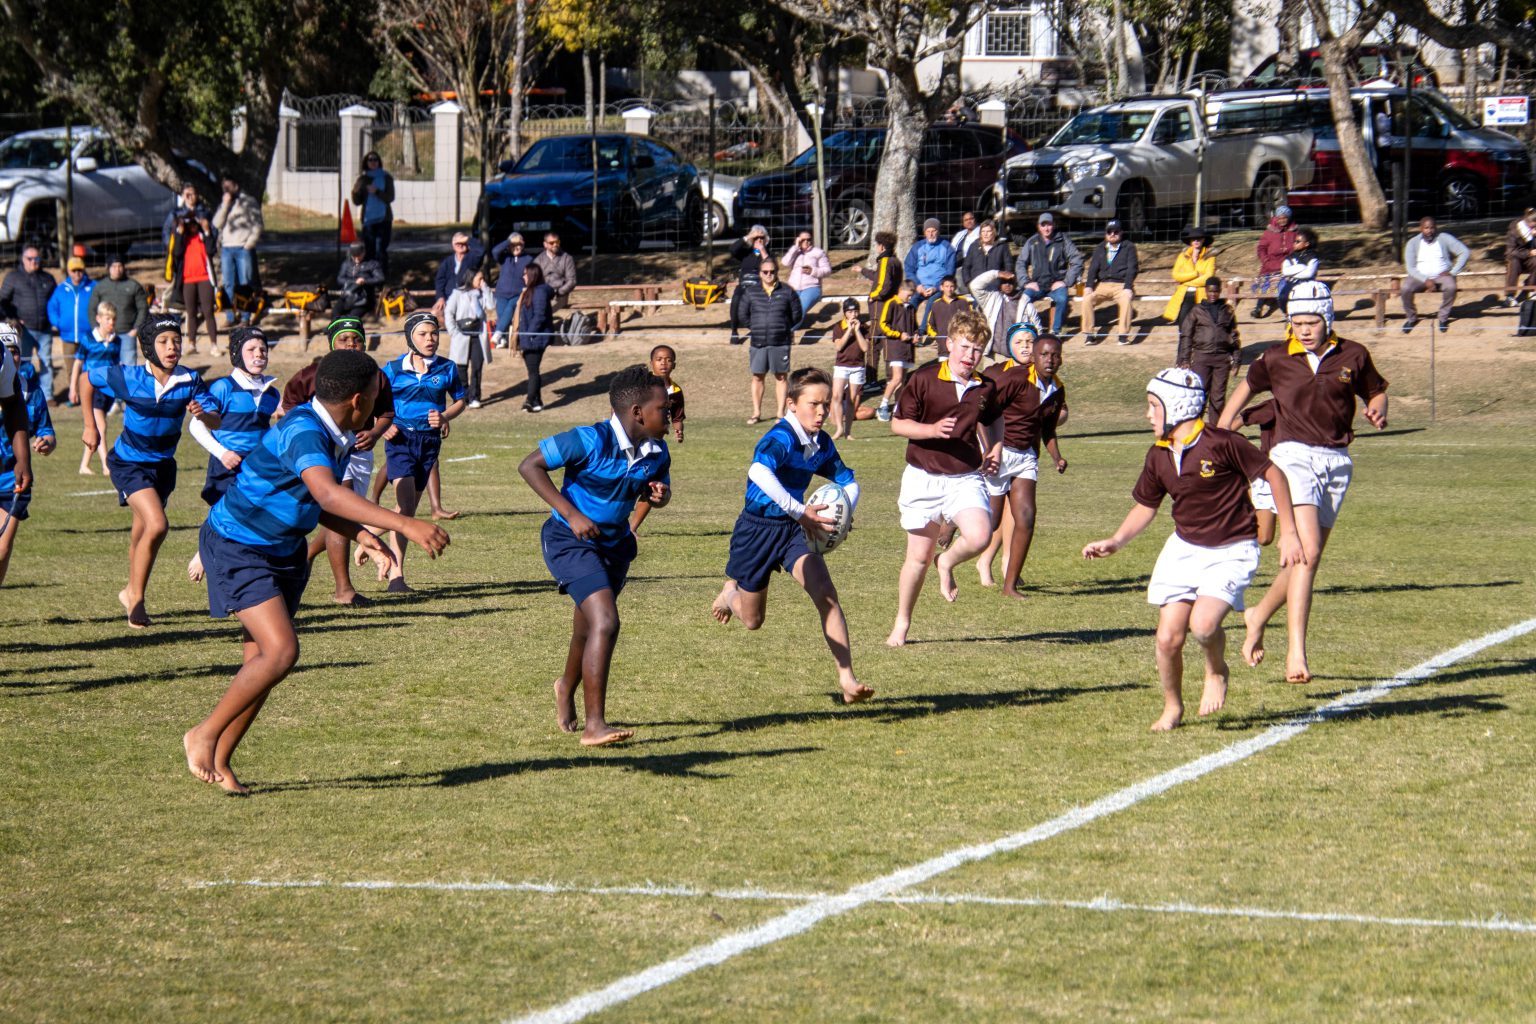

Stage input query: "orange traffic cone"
[{"left": 339, "top": 200, "right": 357, "bottom": 245}]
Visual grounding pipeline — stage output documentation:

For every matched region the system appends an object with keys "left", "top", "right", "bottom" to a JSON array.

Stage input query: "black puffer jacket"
[
  {"left": 743, "top": 283, "right": 803, "bottom": 348},
  {"left": 0, "top": 268, "right": 57, "bottom": 330}
]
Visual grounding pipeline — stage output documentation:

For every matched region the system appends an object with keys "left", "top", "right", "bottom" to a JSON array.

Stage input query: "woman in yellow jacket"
[{"left": 1163, "top": 226, "right": 1215, "bottom": 325}]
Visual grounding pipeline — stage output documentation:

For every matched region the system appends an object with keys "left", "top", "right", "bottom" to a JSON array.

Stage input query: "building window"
[{"left": 983, "top": 8, "right": 1033, "bottom": 57}]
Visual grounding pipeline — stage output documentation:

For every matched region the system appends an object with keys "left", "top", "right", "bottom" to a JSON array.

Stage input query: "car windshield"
[
  {"left": 0, "top": 135, "right": 72, "bottom": 170},
  {"left": 1417, "top": 92, "right": 1476, "bottom": 130},
  {"left": 1048, "top": 111, "right": 1154, "bottom": 146},
  {"left": 514, "top": 137, "right": 626, "bottom": 173},
  {"left": 788, "top": 130, "right": 885, "bottom": 168}
]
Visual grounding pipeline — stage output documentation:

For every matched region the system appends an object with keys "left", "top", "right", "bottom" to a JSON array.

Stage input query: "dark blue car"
[{"left": 478, "top": 134, "right": 704, "bottom": 251}]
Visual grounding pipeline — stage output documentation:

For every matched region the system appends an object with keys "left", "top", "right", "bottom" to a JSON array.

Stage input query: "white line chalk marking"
[
  {"left": 69, "top": 488, "right": 118, "bottom": 497},
  {"left": 444, "top": 453, "right": 489, "bottom": 464},
  {"left": 501, "top": 615, "right": 1536, "bottom": 1024},
  {"left": 194, "top": 877, "right": 1536, "bottom": 936}
]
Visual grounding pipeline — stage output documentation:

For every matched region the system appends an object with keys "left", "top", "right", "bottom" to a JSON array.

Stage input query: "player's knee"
[
  {"left": 268, "top": 637, "right": 300, "bottom": 675},
  {"left": 741, "top": 610, "right": 765, "bottom": 630},
  {"left": 1188, "top": 619, "right": 1223, "bottom": 647},
  {"left": 1156, "top": 625, "right": 1186, "bottom": 654},
  {"left": 1013, "top": 503, "right": 1037, "bottom": 531}
]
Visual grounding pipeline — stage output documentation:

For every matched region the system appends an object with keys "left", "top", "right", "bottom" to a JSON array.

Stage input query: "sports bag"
[{"left": 1519, "top": 297, "right": 1536, "bottom": 337}]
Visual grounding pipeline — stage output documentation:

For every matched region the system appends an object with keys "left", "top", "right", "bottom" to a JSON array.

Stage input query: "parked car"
[
  {"left": 702, "top": 172, "right": 743, "bottom": 240},
  {"left": 1239, "top": 46, "right": 1439, "bottom": 90},
  {"left": 996, "top": 96, "right": 1312, "bottom": 236},
  {"left": 732, "top": 123, "right": 1029, "bottom": 249},
  {"left": 1210, "top": 86, "right": 1533, "bottom": 219},
  {"left": 478, "top": 133, "right": 703, "bottom": 251},
  {"left": 0, "top": 126, "right": 173, "bottom": 258}
]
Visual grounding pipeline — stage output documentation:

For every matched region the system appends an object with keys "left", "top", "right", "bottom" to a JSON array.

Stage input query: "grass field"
[{"left": 3, "top": 324, "right": 1535, "bottom": 1022}]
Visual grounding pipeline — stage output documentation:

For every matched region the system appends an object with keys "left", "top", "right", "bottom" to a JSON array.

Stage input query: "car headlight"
[{"left": 1067, "top": 158, "right": 1115, "bottom": 182}]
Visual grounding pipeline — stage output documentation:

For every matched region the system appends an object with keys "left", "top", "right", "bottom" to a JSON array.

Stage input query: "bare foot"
[
  {"left": 182, "top": 729, "right": 221, "bottom": 784},
  {"left": 333, "top": 591, "right": 373, "bottom": 607},
  {"left": 1241, "top": 608, "right": 1266, "bottom": 668},
  {"left": 78, "top": 466, "right": 95, "bottom": 475},
  {"left": 1001, "top": 583, "right": 1028, "bottom": 601},
  {"left": 1285, "top": 654, "right": 1312, "bottom": 684},
  {"left": 187, "top": 553, "right": 205, "bottom": 584},
  {"left": 580, "top": 724, "right": 634, "bottom": 747},
  {"left": 936, "top": 557, "right": 959, "bottom": 603},
  {"left": 885, "top": 621, "right": 909, "bottom": 648},
  {"left": 431, "top": 508, "right": 461, "bottom": 521},
  {"left": 553, "top": 677, "right": 579, "bottom": 732},
  {"left": 977, "top": 563, "right": 995, "bottom": 587},
  {"left": 710, "top": 583, "right": 737, "bottom": 625},
  {"left": 119, "top": 589, "right": 151, "bottom": 629},
  {"left": 840, "top": 678, "right": 875, "bottom": 704},
  {"left": 1198, "top": 664, "right": 1229, "bottom": 717},
  {"left": 214, "top": 762, "right": 250, "bottom": 796},
  {"left": 1150, "top": 705, "right": 1184, "bottom": 732}
]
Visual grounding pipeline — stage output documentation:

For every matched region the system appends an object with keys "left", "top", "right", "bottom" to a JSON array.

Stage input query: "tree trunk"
[
  {"left": 1318, "top": 37, "right": 1390, "bottom": 228},
  {"left": 599, "top": 53, "right": 607, "bottom": 116},
  {"left": 399, "top": 101, "right": 421, "bottom": 175},
  {"left": 582, "top": 50, "right": 594, "bottom": 134},
  {"left": 871, "top": 64, "right": 924, "bottom": 258},
  {"left": 1276, "top": 3, "right": 1302, "bottom": 78},
  {"left": 510, "top": 0, "right": 528, "bottom": 161},
  {"left": 1124, "top": 21, "right": 1147, "bottom": 93},
  {"left": 1112, "top": 0, "right": 1128, "bottom": 97}
]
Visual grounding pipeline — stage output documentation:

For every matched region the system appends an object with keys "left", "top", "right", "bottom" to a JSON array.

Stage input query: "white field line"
[
  {"left": 192, "top": 878, "right": 1536, "bottom": 936},
  {"left": 68, "top": 488, "right": 119, "bottom": 497},
  {"left": 444, "top": 453, "right": 489, "bottom": 464},
  {"left": 502, "top": 615, "right": 1536, "bottom": 1024}
]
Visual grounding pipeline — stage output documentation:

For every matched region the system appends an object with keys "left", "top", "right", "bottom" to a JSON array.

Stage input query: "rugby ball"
[{"left": 805, "top": 483, "right": 853, "bottom": 555}]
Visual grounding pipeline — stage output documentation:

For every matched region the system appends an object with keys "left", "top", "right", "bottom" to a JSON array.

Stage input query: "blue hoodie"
[
  {"left": 46, "top": 275, "right": 95, "bottom": 344},
  {"left": 903, "top": 237, "right": 956, "bottom": 290}
]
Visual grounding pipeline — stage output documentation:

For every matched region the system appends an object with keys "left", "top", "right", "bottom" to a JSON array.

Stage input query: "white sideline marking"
[
  {"left": 194, "top": 878, "right": 1536, "bottom": 936},
  {"left": 444, "top": 453, "right": 489, "bottom": 464},
  {"left": 502, "top": 616, "right": 1536, "bottom": 1024},
  {"left": 69, "top": 488, "right": 118, "bottom": 497}
]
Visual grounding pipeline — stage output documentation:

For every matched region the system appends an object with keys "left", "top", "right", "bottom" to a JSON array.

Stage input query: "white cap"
[
  {"left": 1286, "top": 280, "right": 1334, "bottom": 333},
  {"left": 1148, "top": 367, "right": 1206, "bottom": 434}
]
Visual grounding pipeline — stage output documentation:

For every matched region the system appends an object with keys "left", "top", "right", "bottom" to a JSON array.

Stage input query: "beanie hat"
[
  {"left": 402, "top": 311, "right": 440, "bottom": 355},
  {"left": 1147, "top": 367, "right": 1206, "bottom": 436},
  {"left": 228, "top": 325, "right": 268, "bottom": 372},
  {"left": 923, "top": 217, "right": 942, "bottom": 231},
  {"left": 1285, "top": 280, "right": 1334, "bottom": 334},
  {"left": 140, "top": 313, "right": 184, "bottom": 369}
]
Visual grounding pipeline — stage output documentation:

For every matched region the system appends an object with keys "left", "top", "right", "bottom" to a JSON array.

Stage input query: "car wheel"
[
  {"left": 1439, "top": 174, "right": 1484, "bottom": 220},
  {"left": 682, "top": 191, "right": 705, "bottom": 248},
  {"left": 1251, "top": 171, "right": 1288, "bottom": 227},
  {"left": 707, "top": 201, "right": 728, "bottom": 241},
  {"left": 20, "top": 204, "right": 59, "bottom": 264},
  {"left": 830, "top": 198, "right": 872, "bottom": 249},
  {"left": 1115, "top": 185, "right": 1151, "bottom": 239}
]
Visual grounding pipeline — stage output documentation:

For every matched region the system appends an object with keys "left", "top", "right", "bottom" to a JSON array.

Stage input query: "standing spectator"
[
  {"left": 535, "top": 232, "right": 577, "bottom": 311},
  {"left": 167, "top": 199, "right": 219, "bottom": 355},
  {"left": 959, "top": 219, "right": 1010, "bottom": 293},
  {"left": 444, "top": 268, "right": 494, "bottom": 410},
  {"left": 490, "top": 232, "right": 535, "bottom": 349},
  {"left": 969, "top": 269, "right": 1038, "bottom": 358},
  {"left": 334, "top": 242, "right": 384, "bottom": 318},
  {"left": 1162, "top": 225, "right": 1215, "bottom": 329},
  {"left": 516, "top": 263, "right": 554, "bottom": 412},
  {"left": 1277, "top": 227, "right": 1321, "bottom": 313},
  {"left": 904, "top": 218, "right": 956, "bottom": 332},
  {"left": 213, "top": 171, "right": 263, "bottom": 326},
  {"left": 90, "top": 257, "right": 147, "bottom": 345},
  {"left": 1079, "top": 220, "right": 1138, "bottom": 346},
  {"left": 1400, "top": 216, "right": 1468, "bottom": 333},
  {"left": 860, "top": 230, "right": 901, "bottom": 372},
  {"left": 1251, "top": 205, "right": 1296, "bottom": 318},
  {"left": 950, "top": 210, "right": 980, "bottom": 264},
  {"left": 743, "top": 261, "right": 802, "bottom": 424},
  {"left": 1176, "top": 276, "right": 1241, "bottom": 419},
  {"left": 781, "top": 231, "right": 832, "bottom": 329},
  {"left": 1014, "top": 213, "right": 1082, "bottom": 335},
  {"left": 162, "top": 182, "right": 212, "bottom": 249},
  {"left": 728, "top": 225, "right": 772, "bottom": 345},
  {"left": 0, "top": 246, "right": 57, "bottom": 402},
  {"left": 47, "top": 257, "right": 95, "bottom": 394},
  {"left": 1503, "top": 207, "right": 1536, "bottom": 306},
  {"left": 432, "top": 231, "right": 485, "bottom": 318},
  {"left": 352, "top": 151, "right": 396, "bottom": 274}
]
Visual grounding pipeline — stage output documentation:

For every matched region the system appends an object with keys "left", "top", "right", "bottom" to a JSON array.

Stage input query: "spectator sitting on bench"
[
  {"left": 335, "top": 241, "right": 384, "bottom": 319},
  {"left": 1505, "top": 207, "right": 1536, "bottom": 307},
  {"left": 535, "top": 232, "right": 577, "bottom": 312}
]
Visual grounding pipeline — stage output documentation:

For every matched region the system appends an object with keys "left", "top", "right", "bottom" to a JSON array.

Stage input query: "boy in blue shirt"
[
  {"left": 186, "top": 326, "right": 281, "bottom": 582},
  {"left": 87, "top": 314, "right": 219, "bottom": 628},
  {"left": 184, "top": 350, "right": 450, "bottom": 795},
  {"left": 0, "top": 325, "right": 55, "bottom": 587},
  {"left": 711, "top": 367, "right": 873, "bottom": 703},
  {"left": 518, "top": 364, "right": 671, "bottom": 747},
  {"left": 71, "top": 300, "right": 123, "bottom": 476},
  {"left": 380, "top": 311, "right": 466, "bottom": 590}
]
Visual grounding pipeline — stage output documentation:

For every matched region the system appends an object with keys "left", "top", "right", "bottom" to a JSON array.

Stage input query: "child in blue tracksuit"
[
  {"left": 518, "top": 364, "right": 671, "bottom": 748},
  {"left": 86, "top": 313, "right": 219, "bottom": 628},
  {"left": 183, "top": 349, "right": 450, "bottom": 795},
  {"left": 711, "top": 367, "right": 872, "bottom": 704},
  {"left": 0, "top": 327, "right": 56, "bottom": 586},
  {"left": 380, "top": 311, "right": 466, "bottom": 591},
  {"left": 186, "top": 326, "right": 281, "bottom": 582}
]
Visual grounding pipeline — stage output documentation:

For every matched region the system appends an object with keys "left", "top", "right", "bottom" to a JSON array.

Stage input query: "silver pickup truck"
[{"left": 997, "top": 96, "right": 1311, "bottom": 236}]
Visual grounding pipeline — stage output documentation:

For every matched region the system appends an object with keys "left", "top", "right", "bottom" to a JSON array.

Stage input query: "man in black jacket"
[
  {"left": 0, "top": 247, "right": 56, "bottom": 402},
  {"left": 335, "top": 243, "right": 385, "bottom": 318},
  {"left": 431, "top": 232, "right": 484, "bottom": 318},
  {"left": 1080, "top": 220, "right": 1139, "bottom": 346},
  {"left": 743, "top": 261, "right": 802, "bottom": 424},
  {"left": 1176, "top": 276, "right": 1241, "bottom": 418},
  {"left": 1014, "top": 213, "right": 1082, "bottom": 335},
  {"left": 728, "top": 224, "right": 771, "bottom": 344}
]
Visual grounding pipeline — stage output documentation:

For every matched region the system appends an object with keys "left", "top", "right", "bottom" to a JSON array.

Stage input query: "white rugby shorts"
[
  {"left": 342, "top": 447, "right": 375, "bottom": 497},
  {"left": 833, "top": 365, "right": 867, "bottom": 388},
  {"left": 1268, "top": 441, "right": 1353, "bottom": 528},
  {"left": 1147, "top": 532, "right": 1261, "bottom": 610},
  {"left": 984, "top": 446, "right": 1039, "bottom": 497},
  {"left": 898, "top": 464, "right": 991, "bottom": 532}
]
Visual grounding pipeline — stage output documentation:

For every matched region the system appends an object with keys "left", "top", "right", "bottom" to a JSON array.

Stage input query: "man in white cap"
[
  {"left": 1217, "top": 280, "right": 1389, "bottom": 683},
  {"left": 1084, "top": 367, "right": 1301, "bottom": 731}
]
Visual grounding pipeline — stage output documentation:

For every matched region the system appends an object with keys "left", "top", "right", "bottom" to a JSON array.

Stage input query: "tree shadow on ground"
[
  {"left": 1315, "top": 578, "right": 1518, "bottom": 597},
  {"left": 632, "top": 681, "right": 1140, "bottom": 739},
  {"left": 1063, "top": 428, "right": 1147, "bottom": 439},
  {"left": 1217, "top": 691, "right": 1508, "bottom": 732},
  {"left": 1, "top": 660, "right": 369, "bottom": 696},
  {"left": 259, "top": 745, "right": 823, "bottom": 792},
  {"left": 905, "top": 626, "right": 1152, "bottom": 646}
]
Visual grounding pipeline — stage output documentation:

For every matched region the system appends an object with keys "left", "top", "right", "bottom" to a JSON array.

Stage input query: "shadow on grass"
[
  {"left": 48, "top": 524, "right": 200, "bottom": 535},
  {"left": 1360, "top": 427, "right": 1428, "bottom": 440},
  {"left": 1217, "top": 691, "right": 1508, "bottom": 731},
  {"left": 1, "top": 660, "right": 370, "bottom": 696},
  {"left": 905, "top": 626, "right": 1152, "bottom": 646},
  {"left": 1062, "top": 428, "right": 1148, "bottom": 440},
  {"left": 260, "top": 745, "right": 823, "bottom": 791},
  {"left": 480, "top": 361, "right": 588, "bottom": 408},
  {"left": 634, "top": 681, "right": 1140, "bottom": 738},
  {"left": 1026, "top": 575, "right": 1149, "bottom": 598},
  {"left": 1315, "top": 578, "right": 1519, "bottom": 597}
]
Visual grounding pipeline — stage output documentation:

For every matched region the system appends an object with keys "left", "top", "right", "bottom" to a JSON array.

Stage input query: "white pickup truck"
[{"left": 996, "top": 96, "right": 1312, "bottom": 237}]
